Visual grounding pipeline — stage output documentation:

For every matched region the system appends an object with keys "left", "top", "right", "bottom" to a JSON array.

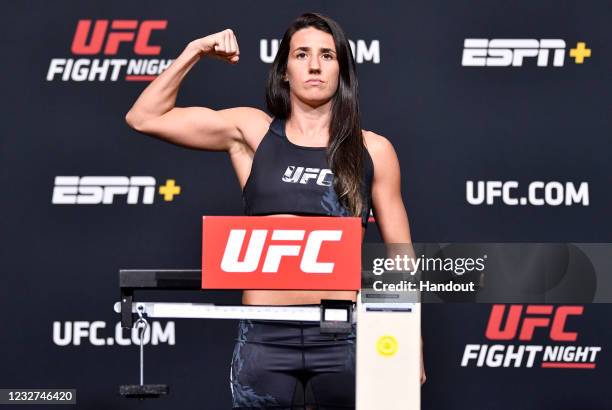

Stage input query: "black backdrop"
[{"left": 2, "top": 1, "right": 611, "bottom": 409}]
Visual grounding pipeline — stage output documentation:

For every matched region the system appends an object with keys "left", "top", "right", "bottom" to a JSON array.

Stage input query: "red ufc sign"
[
  {"left": 71, "top": 19, "right": 167, "bottom": 55},
  {"left": 201, "top": 216, "right": 361, "bottom": 290},
  {"left": 485, "top": 304, "right": 584, "bottom": 342}
]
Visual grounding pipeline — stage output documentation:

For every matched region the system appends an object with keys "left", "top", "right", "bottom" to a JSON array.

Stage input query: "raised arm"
[{"left": 125, "top": 29, "right": 270, "bottom": 152}]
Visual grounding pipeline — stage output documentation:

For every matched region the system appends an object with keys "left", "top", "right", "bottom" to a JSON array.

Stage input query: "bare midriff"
[{"left": 242, "top": 214, "right": 363, "bottom": 306}]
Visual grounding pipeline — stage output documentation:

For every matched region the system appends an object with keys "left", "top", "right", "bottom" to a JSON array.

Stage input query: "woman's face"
[{"left": 285, "top": 27, "right": 340, "bottom": 107}]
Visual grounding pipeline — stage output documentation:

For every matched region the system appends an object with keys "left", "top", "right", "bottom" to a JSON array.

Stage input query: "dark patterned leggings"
[{"left": 230, "top": 319, "right": 356, "bottom": 409}]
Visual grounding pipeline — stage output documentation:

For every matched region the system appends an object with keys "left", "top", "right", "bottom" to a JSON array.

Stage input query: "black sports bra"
[{"left": 242, "top": 118, "right": 374, "bottom": 226}]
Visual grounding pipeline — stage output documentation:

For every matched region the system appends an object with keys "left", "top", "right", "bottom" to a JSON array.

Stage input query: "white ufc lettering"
[
  {"left": 282, "top": 166, "right": 333, "bottom": 186},
  {"left": 220, "top": 229, "right": 342, "bottom": 273}
]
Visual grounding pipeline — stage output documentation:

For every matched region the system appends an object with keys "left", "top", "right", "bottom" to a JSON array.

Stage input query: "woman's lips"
[{"left": 305, "top": 79, "right": 323, "bottom": 85}]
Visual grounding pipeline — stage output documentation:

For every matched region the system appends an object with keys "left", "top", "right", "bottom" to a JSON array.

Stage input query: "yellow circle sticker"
[{"left": 376, "top": 335, "right": 398, "bottom": 357}]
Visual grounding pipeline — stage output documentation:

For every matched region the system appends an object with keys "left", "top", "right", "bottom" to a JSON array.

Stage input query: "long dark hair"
[{"left": 266, "top": 13, "right": 364, "bottom": 217}]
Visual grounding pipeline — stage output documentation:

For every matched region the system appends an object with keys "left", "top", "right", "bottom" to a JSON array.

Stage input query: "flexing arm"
[{"left": 125, "top": 29, "right": 268, "bottom": 152}]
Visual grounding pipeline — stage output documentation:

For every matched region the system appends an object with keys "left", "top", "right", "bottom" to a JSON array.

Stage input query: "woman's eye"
[
  {"left": 322, "top": 53, "right": 334, "bottom": 60},
  {"left": 296, "top": 52, "right": 307, "bottom": 59}
]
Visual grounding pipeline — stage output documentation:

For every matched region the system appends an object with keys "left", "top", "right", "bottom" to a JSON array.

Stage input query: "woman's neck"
[{"left": 286, "top": 98, "right": 333, "bottom": 146}]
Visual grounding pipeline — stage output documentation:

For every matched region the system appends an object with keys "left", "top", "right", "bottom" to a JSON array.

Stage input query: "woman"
[{"left": 126, "top": 12, "right": 424, "bottom": 409}]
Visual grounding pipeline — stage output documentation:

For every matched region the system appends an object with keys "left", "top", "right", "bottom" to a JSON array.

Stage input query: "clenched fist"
[{"left": 187, "top": 29, "right": 240, "bottom": 64}]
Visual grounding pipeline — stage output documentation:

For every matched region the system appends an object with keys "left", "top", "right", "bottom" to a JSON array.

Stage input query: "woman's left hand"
[
  {"left": 420, "top": 338, "right": 426, "bottom": 385},
  {"left": 420, "top": 358, "right": 427, "bottom": 385}
]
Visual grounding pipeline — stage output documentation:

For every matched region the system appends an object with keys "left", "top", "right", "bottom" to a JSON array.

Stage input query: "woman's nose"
[{"left": 309, "top": 55, "right": 321, "bottom": 71}]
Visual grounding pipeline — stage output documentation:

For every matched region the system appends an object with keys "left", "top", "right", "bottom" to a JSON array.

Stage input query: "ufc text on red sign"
[{"left": 202, "top": 216, "right": 362, "bottom": 290}]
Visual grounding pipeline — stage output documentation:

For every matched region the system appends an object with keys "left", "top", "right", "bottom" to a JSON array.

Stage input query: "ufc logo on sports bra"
[
  {"left": 282, "top": 166, "right": 333, "bottom": 186},
  {"left": 201, "top": 216, "right": 361, "bottom": 290}
]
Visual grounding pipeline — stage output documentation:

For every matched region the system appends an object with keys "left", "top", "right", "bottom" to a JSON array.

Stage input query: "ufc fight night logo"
[
  {"left": 201, "top": 216, "right": 361, "bottom": 290},
  {"left": 46, "top": 19, "right": 173, "bottom": 82},
  {"left": 282, "top": 166, "right": 333, "bottom": 186},
  {"left": 461, "top": 304, "right": 601, "bottom": 369},
  {"left": 52, "top": 176, "right": 181, "bottom": 204},
  {"left": 462, "top": 39, "right": 591, "bottom": 67}
]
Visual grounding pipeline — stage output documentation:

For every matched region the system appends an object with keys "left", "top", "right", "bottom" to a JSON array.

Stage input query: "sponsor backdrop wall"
[{"left": 2, "top": 1, "right": 610, "bottom": 409}]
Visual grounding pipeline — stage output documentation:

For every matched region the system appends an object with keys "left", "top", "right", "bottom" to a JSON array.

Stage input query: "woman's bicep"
[
  {"left": 131, "top": 106, "right": 267, "bottom": 152},
  {"left": 369, "top": 135, "right": 412, "bottom": 243}
]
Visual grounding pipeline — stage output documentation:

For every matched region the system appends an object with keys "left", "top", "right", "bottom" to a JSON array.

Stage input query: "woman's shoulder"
[
  {"left": 225, "top": 107, "right": 273, "bottom": 150},
  {"left": 230, "top": 107, "right": 272, "bottom": 130},
  {"left": 362, "top": 129, "right": 397, "bottom": 164}
]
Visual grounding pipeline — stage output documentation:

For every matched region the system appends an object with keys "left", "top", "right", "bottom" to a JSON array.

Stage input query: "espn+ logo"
[
  {"left": 52, "top": 176, "right": 181, "bottom": 205},
  {"left": 47, "top": 19, "right": 173, "bottom": 82},
  {"left": 462, "top": 39, "right": 591, "bottom": 67},
  {"left": 461, "top": 304, "right": 601, "bottom": 369},
  {"left": 221, "top": 229, "right": 342, "bottom": 273}
]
